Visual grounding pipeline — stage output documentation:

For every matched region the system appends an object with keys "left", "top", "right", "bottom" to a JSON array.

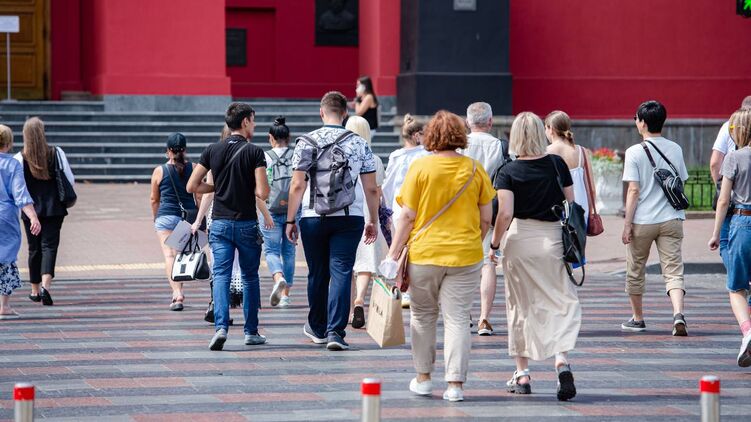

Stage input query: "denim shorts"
[
  {"left": 726, "top": 206, "right": 751, "bottom": 293},
  {"left": 154, "top": 215, "right": 182, "bottom": 232}
]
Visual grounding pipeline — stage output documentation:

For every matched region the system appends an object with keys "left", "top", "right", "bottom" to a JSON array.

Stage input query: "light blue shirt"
[{"left": 0, "top": 152, "right": 34, "bottom": 264}]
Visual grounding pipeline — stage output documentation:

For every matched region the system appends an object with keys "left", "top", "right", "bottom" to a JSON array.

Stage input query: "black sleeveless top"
[
  {"left": 356, "top": 97, "right": 379, "bottom": 130},
  {"left": 22, "top": 147, "right": 67, "bottom": 218}
]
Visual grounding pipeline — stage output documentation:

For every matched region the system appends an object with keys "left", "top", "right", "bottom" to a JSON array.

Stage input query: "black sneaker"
[
  {"left": 621, "top": 318, "right": 646, "bottom": 332},
  {"left": 672, "top": 313, "right": 688, "bottom": 337},
  {"left": 40, "top": 288, "right": 53, "bottom": 306},
  {"left": 28, "top": 294, "right": 41, "bottom": 303},
  {"left": 351, "top": 305, "right": 365, "bottom": 329},
  {"left": 326, "top": 332, "right": 349, "bottom": 351},
  {"left": 556, "top": 364, "right": 577, "bottom": 401}
]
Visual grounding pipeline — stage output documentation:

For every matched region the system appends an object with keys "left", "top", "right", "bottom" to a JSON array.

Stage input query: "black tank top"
[{"left": 357, "top": 97, "right": 379, "bottom": 130}]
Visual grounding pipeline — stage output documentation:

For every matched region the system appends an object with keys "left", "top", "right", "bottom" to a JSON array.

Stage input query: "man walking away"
[
  {"left": 285, "top": 91, "right": 380, "bottom": 351},
  {"left": 188, "top": 102, "right": 270, "bottom": 351},
  {"left": 621, "top": 100, "right": 689, "bottom": 336},
  {"left": 459, "top": 102, "right": 509, "bottom": 336}
]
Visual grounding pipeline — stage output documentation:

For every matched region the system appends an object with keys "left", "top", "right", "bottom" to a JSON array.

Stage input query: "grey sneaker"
[
  {"left": 209, "top": 329, "right": 227, "bottom": 351},
  {"left": 326, "top": 332, "right": 349, "bottom": 351},
  {"left": 278, "top": 296, "right": 291, "bottom": 308},
  {"left": 621, "top": 318, "right": 646, "bottom": 332},
  {"left": 672, "top": 313, "right": 687, "bottom": 336},
  {"left": 270, "top": 279, "right": 287, "bottom": 307},
  {"left": 303, "top": 323, "right": 327, "bottom": 344},
  {"left": 244, "top": 333, "right": 267, "bottom": 345}
]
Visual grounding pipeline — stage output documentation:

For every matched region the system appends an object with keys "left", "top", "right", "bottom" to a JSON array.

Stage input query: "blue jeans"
[
  {"left": 727, "top": 204, "right": 751, "bottom": 294},
  {"left": 259, "top": 212, "right": 298, "bottom": 287},
  {"left": 209, "top": 219, "right": 263, "bottom": 335},
  {"left": 719, "top": 214, "right": 731, "bottom": 269},
  {"left": 300, "top": 216, "right": 364, "bottom": 338}
]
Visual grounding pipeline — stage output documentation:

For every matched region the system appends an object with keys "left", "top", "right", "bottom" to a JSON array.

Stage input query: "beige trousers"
[
  {"left": 408, "top": 261, "right": 482, "bottom": 383},
  {"left": 626, "top": 219, "right": 685, "bottom": 295}
]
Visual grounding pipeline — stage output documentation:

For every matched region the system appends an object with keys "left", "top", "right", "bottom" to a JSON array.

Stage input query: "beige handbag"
[{"left": 395, "top": 162, "right": 477, "bottom": 292}]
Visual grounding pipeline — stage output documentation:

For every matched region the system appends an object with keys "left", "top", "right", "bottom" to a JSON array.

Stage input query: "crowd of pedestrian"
[{"left": 1, "top": 79, "right": 750, "bottom": 403}]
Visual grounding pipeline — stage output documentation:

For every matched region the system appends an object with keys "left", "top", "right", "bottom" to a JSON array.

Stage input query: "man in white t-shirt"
[
  {"left": 709, "top": 96, "right": 751, "bottom": 272},
  {"left": 459, "top": 102, "right": 509, "bottom": 337},
  {"left": 285, "top": 91, "right": 379, "bottom": 352},
  {"left": 621, "top": 100, "right": 689, "bottom": 337}
]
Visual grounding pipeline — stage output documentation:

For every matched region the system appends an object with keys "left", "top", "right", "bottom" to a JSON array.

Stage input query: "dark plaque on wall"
[
  {"left": 315, "top": 0, "right": 358, "bottom": 46},
  {"left": 226, "top": 28, "right": 247, "bottom": 67}
]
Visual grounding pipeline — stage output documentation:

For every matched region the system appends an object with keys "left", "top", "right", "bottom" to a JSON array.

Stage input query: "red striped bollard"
[
  {"left": 14, "top": 383, "right": 34, "bottom": 422},
  {"left": 700, "top": 375, "right": 720, "bottom": 422},
  {"left": 361, "top": 378, "right": 381, "bottom": 422}
]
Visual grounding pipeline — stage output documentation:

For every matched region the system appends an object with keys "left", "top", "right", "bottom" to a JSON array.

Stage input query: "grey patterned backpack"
[
  {"left": 266, "top": 148, "right": 293, "bottom": 214},
  {"left": 298, "top": 130, "right": 357, "bottom": 215}
]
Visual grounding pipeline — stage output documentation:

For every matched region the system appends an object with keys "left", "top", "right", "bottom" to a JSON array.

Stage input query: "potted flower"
[{"left": 591, "top": 148, "right": 623, "bottom": 215}]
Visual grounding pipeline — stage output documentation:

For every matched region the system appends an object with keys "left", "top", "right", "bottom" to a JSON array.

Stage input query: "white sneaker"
[
  {"left": 269, "top": 279, "right": 287, "bottom": 307},
  {"left": 738, "top": 331, "right": 751, "bottom": 367},
  {"left": 409, "top": 378, "right": 432, "bottom": 396},
  {"left": 401, "top": 293, "right": 411, "bottom": 309},
  {"left": 443, "top": 386, "right": 464, "bottom": 402},
  {"left": 278, "top": 296, "right": 291, "bottom": 308}
]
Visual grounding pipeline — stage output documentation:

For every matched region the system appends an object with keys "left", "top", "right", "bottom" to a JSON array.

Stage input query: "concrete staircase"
[{"left": 0, "top": 101, "right": 400, "bottom": 182}]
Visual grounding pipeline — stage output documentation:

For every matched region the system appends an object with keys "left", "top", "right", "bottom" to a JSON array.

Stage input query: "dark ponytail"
[
  {"left": 269, "top": 116, "right": 290, "bottom": 144},
  {"left": 173, "top": 151, "right": 187, "bottom": 176}
]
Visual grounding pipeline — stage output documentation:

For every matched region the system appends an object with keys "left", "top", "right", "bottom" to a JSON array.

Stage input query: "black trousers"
[{"left": 23, "top": 216, "right": 65, "bottom": 283}]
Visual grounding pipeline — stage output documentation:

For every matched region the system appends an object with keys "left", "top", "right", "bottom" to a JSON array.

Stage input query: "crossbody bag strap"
[
  {"left": 411, "top": 161, "right": 477, "bottom": 244},
  {"left": 225, "top": 142, "right": 250, "bottom": 168},
  {"left": 643, "top": 140, "right": 680, "bottom": 176},
  {"left": 164, "top": 164, "right": 186, "bottom": 213},
  {"left": 581, "top": 148, "right": 598, "bottom": 215}
]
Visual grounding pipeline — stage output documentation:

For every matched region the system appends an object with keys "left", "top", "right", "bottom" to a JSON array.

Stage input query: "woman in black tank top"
[{"left": 352, "top": 76, "right": 379, "bottom": 131}]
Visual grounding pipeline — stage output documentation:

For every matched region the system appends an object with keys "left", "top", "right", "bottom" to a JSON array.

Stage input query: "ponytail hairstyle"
[
  {"left": 22, "top": 117, "right": 52, "bottom": 180},
  {"left": 401, "top": 114, "right": 424, "bottom": 146},
  {"left": 544, "top": 110, "right": 575, "bottom": 145},
  {"left": 269, "top": 116, "right": 290, "bottom": 145}
]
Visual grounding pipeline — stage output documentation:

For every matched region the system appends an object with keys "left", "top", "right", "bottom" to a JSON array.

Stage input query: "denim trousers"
[
  {"left": 727, "top": 204, "right": 751, "bottom": 294},
  {"left": 209, "top": 219, "right": 263, "bottom": 334},
  {"left": 259, "top": 211, "right": 298, "bottom": 286},
  {"left": 299, "top": 216, "right": 364, "bottom": 338}
]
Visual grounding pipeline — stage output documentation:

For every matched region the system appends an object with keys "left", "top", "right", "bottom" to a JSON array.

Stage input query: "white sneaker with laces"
[
  {"left": 278, "top": 296, "right": 291, "bottom": 308},
  {"left": 270, "top": 279, "right": 287, "bottom": 307},
  {"left": 738, "top": 331, "right": 751, "bottom": 367},
  {"left": 409, "top": 378, "right": 432, "bottom": 396},
  {"left": 443, "top": 386, "right": 464, "bottom": 402}
]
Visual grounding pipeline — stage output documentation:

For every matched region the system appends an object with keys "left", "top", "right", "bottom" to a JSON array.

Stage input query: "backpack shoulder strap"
[
  {"left": 333, "top": 130, "right": 355, "bottom": 146},
  {"left": 267, "top": 149, "right": 279, "bottom": 163},
  {"left": 297, "top": 135, "right": 318, "bottom": 149}
]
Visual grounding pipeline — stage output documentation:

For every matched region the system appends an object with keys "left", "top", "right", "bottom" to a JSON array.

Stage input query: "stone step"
[
  {"left": 0, "top": 111, "right": 397, "bottom": 123},
  {"left": 0, "top": 101, "right": 104, "bottom": 112}
]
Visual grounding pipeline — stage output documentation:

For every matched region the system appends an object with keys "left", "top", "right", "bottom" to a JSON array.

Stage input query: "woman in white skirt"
[
  {"left": 488, "top": 112, "right": 582, "bottom": 401},
  {"left": 346, "top": 116, "right": 388, "bottom": 329}
]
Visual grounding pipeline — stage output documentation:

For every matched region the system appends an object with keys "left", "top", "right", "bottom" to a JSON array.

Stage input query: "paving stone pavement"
[{"left": 1, "top": 273, "right": 749, "bottom": 421}]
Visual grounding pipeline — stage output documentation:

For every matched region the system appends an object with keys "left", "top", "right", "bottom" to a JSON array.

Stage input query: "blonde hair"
[
  {"left": 220, "top": 124, "right": 231, "bottom": 141},
  {"left": 545, "top": 110, "right": 574, "bottom": 144},
  {"left": 401, "top": 114, "right": 424, "bottom": 145},
  {"left": 0, "top": 125, "right": 12, "bottom": 152},
  {"left": 509, "top": 112, "right": 548, "bottom": 157},
  {"left": 23, "top": 117, "right": 52, "bottom": 180},
  {"left": 345, "top": 115, "right": 372, "bottom": 145},
  {"left": 729, "top": 108, "right": 751, "bottom": 149}
]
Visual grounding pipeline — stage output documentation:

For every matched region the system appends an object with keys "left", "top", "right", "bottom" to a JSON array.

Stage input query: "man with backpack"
[
  {"left": 285, "top": 91, "right": 380, "bottom": 351},
  {"left": 459, "top": 102, "right": 510, "bottom": 337},
  {"left": 621, "top": 100, "right": 689, "bottom": 337},
  {"left": 187, "top": 102, "right": 270, "bottom": 351}
]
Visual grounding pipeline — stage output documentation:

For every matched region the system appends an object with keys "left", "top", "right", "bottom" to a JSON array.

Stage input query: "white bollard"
[
  {"left": 14, "top": 383, "right": 34, "bottom": 422},
  {"left": 361, "top": 378, "right": 381, "bottom": 422},
  {"left": 700, "top": 375, "right": 720, "bottom": 422}
]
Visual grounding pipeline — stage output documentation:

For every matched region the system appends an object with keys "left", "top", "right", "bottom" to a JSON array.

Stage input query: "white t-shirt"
[
  {"left": 292, "top": 125, "right": 376, "bottom": 218},
  {"left": 459, "top": 131, "right": 505, "bottom": 177},
  {"left": 712, "top": 121, "right": 737, "bottom": 155},
  {"left": 623, "top": 136, "right": 689, "bottom": 225},
  {"left": 382, "top": 146, "right": 431, "bottom": 222}
]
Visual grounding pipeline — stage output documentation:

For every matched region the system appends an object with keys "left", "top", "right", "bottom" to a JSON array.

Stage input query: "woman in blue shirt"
[{"left": 0, "top": 125, "right": 41, "bottom": 319}]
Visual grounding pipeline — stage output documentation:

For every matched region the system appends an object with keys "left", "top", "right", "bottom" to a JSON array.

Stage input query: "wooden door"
[{"left": 0, "top": 0, "right": 47, "bottom": 100}]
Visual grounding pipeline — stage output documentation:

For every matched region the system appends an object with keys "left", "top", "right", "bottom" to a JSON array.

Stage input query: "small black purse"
[
  {"left": 551, "top": 156, "right": 587, "bottom": 286},
  {"left": 641, "top": 141, "right": 689, "bottom": 211}
]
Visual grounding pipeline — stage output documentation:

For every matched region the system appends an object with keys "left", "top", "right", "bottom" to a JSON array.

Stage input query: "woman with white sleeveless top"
[{"left": 544, "top": 111, "right": 594, "bottom": 222}]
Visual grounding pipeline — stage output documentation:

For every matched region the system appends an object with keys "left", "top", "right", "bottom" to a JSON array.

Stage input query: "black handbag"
[
  {"left": 54, "top": 147, "right": 77, "bottom": 208},
  {"left": 641, "top": 141, "right": 690, "bottom": 211},
  {"left": 164, "top": 164, "right": 205, "bottom": 231},
  {"left": 551, "top": 156, "right": 587, "bottom": 286}
]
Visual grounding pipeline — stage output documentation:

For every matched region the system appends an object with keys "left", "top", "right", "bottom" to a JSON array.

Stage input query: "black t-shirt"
[
  {"left": 199, "top": 135, "right": 267, "bottom": 221},
  {"left": 493, "top": 154, "right": 573, "bottom": 222}
]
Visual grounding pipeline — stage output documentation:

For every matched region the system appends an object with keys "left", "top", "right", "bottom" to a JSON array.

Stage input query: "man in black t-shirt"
[{"left": 187, "top": 102, "right": 270, "bottom": 351}]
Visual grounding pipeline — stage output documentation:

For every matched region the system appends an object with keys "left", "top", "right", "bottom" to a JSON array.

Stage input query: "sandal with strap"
[
  {"left": 556, "top": 364, "right": 577, "bottom": 401},
  {"left": 506, "top": 369, "right": 532, "bottom": 394}
]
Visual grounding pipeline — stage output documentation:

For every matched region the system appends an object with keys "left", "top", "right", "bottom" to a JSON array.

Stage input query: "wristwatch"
[
  {"left": 490, "top": 243, "right": 501, "bottom": 250},
  {"left": 286, "top": 221, "right": 296, "bottom": 225}
]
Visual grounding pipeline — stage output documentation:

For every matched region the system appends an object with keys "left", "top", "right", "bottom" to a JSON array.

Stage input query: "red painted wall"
[
  {"left": 226, "top": 0, "right": 359, "bottom": 98},
  {"left": 358, "top": 0, "right": 399, "bottom": 97},
  {"left": 50, "top": 0, "right": 83, "bottom": 99},
  {"left": 510, "top": 1, "right": 751, "bottom": 118}
]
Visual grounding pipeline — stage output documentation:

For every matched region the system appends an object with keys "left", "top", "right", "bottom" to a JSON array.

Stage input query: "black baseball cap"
[{"left": 167, "top": 133, "right": 187, "bottom": 151}]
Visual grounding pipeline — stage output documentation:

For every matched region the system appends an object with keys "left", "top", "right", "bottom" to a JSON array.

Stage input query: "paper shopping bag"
[{"left": 366, "top": 277, "right": 405, "bottom": 348}]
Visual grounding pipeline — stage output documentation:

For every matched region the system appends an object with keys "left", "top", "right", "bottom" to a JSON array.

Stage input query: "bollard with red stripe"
[
  {"left": 699, "top": 375, "right": 720, "bottom": 422},
  {"left": 361, "top": 378, "right": 381, "bottom": 422},
  {"left": 14, "top": 383, "right": 34, "bottom": 422}
]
